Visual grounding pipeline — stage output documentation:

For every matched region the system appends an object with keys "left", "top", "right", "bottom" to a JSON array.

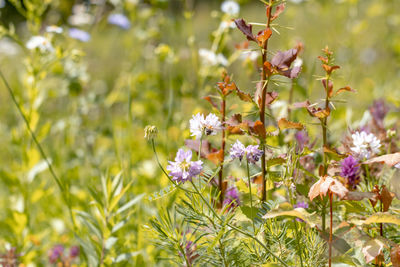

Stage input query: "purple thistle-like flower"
[
  {"left": 69, "top": 246, "right": 80, "bottom": 258},
  {"left": 166, "top": 149, "right": 203, "bottom": 183},
  {"left": 340, "top": 156, "right": 361, "bottom": 190},
  {"left": 245, "top": 145, "right": 263, "bottom": 164},
  {"left": 69, "top": 28, "right": 91, "bottom": 42},
  {"left": 108, "top": 14, "right": 131, "bottom": 30},
  {"left": 49, "top": 245, "right": 64, "bottom": 264},
  {"left": 230, "top": 140, "right": 246, "bottom": 161},
  {"left": 223, "top": 186, "right": 240, "bottom": 209}
]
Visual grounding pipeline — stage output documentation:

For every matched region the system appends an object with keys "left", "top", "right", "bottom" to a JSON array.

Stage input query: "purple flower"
[
  {"left": 370, "top": 99, "right": 389, "bottom": 129},
  {"left": 230, "top": 140, "right": 263, "bottom": 164},
  {"left": 340, "top": 156, "right": 361, "bottom": 190},
  {"left": 295, "top": 130, "right": 309, "bottom": 151},
  {"left": 69, "top": 28, "right": 91, "bottom": 42},
  {"left": 49, "top": 245, "right": 64, "bottom": 264},
  {"left": 166, "top": 149, "right": 203, "bottom": 183},
  {"left": 245, "top": 145, "right": 263, "bottom": 164},
  {"left": 223, "top": 186, "right": 240, "bottom": 209},
  {"left": 230, "top": 140, "right": 246, "bottom": 161},
  {"left": 108, "top": 14, "right": 131, "bottom": 30},
  {"left": 69, "top": 246, "right": 80, "bottom": 258}
]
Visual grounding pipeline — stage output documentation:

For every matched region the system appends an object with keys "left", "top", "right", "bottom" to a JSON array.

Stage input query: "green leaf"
[
  {"left": 116, "top": 193, "right": 145, "bottom": 215},
  {"left": 240, "top": 205, "right": 259, "bottom": 220},
  {"left": 114, "top": 251, "right": 142, "bottom": 263},
  {"left": 262, "top": 208, "right": 320, "bottom": 227},
  {"left": 364, "top": 213, "right": 400, "bottom": 225}
]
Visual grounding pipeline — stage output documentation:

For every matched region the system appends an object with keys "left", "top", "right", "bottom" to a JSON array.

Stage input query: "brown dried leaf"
[
  {"left": 322, "top": 64, "right": 340, "bottom": 74},
  {"left": 278, "top": 118, "right": 304, "bottom": 130},
  {"left": 318, "top": 56, "right": 328, "bottom": 64},
  {"left": 391, "top": 246, "right": 400, "bottom": 267},
  {"left": 207, "top": 149, "right": 224, "bottom": 165},
  {"left": 364, "top": 152, "right": 400, "bottom": 167},
  {"left": 307, "top": 105, "right": 331, "bottom": 119},
  {"left": 334, "top": 86, "right": 355, "bottom": 97},
  {"left": 381, "top": 185, "right": 395, "bottom": 212},
  {"left": 256, "top": 28, "right": 272, "bottom": 47},
  {"left": 203, "top": 96, "right": 220, "bottom": 110},
  {"left": 271, "top": 48, "right": 298, "bottom": 70},
  {"left": 362, "top": 239, "right": 385, "bottom": 264},
  {"left": 271, "top": 3, "right": 285, "bottom": 21},
  {"left": 252, "top": 120, "right": 266, "bottom": 140},
  {"left": 344, "top": 191, "right": 377, "bottom": 201},
  {"left": 236, "top": 87, "right": 253, "bottom": 102},
  {"left": 234, "top": 18, "right": 256, "bottom": 42},
  {"left": 322, "top": 79, "right": 333, "bottom": 97}
]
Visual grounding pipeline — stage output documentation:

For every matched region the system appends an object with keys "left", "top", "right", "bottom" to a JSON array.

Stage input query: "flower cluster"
[
  {"left": 223, "top": 186, "right": 240, "bottom": 209},
  {"left": 350, "top": 131, "right": 381, "bottom": 159},
  {"left": 189, "top": 113, "right": 223, "bottom": 139},
  {"left": 166, "top": 149, "right": 203, "bottom": 183},
  {"left": 229, "top": 140, "right": 263, "bottom": 164},
  {"left": 340, "top": 156, "right": 361, "bottom": 190},
  {"left": 48, "top": 244, "right": 79, "bottom": 264}
]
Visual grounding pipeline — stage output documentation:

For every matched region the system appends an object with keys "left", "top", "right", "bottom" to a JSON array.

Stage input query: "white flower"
[
  {"left": 219, "top": 20, "right": 236, "bottom": 30},
  {"left": 239, "top": 50, "right": 259, "bottom": 62},
  {"left": 46, "top": 25, "right": 63, "bottom": 34},
  {"left": 199, "top": 49, "right": 228, "bottom": 66},
  {"left": 351, "top": 131, "right": 381, "bottom": 159},
  {"left": 26, "top": 36, "right": 54, "bottom": 53},
  {"left": 221, "top": 1, "right": 240, "bottom": 16},
  {"left": 293, "top": 58, "right": 303, "bottom": 68},
  {"left": 189, "top": 113, "right": 222, "bottom": 139}
]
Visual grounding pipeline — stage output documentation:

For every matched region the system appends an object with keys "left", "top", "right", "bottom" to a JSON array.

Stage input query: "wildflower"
[
  {"left": 245, "top": 145, "right": 263, "bottom": 164},
  {"left": 223, "top": 186, "right": 240, "bottom": 209},
  {"left": 199, "top": 49, "right": 228, "bottom": 66},
  {"left": 230, "top": 140, "right": 246, "bottom": 161},
  {"left": 189, "top": 113, "right": 222, "bottom": 140},
  {"left": 26, "top": 36, "right": 54, "bottom": 53},
  {"left": 49, "top": 244, "right": 64, "bottom": 264},
  {"left": 69, "top": 246, "right": 80, "bottom": 258},
  {"left": 340, "top": 156, "right": 361, "bottom": 190},
  {"left": 46, "top": 25, "right": 63, "bottom": 34},
  {"left": 221, "top": 1, "right": 240, "bottom": 16},
  {"left": 219, "top": 20, "right": 236, "bottom": 30},
  {"left": 144, "top": 125, "right": 158, "bottom": 140},
  {"left": 108, "top": 13, "right": 131, "bottom": 30},
  {"left": 295, "top": 130, "right": 309, "bottom": 151},
  {"left": 369, "top": 99, "right": 389, "bottom": 129},
  {"left": 350, "top": 131, "right": 381, "bottom": 159},
  {"left": 308, "top": 176, "right": 348, "bottom": 201},
  {"left": 69, "top": 28, "right": 91, "bottom": 42},
  {"left": 230, "top": 140, "right": 263, "bottom": 164},
  {"left": 166, "top": 149, "right": 203, "bottom": 183}
]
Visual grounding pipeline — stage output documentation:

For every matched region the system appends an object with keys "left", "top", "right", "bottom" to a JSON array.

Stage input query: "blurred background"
[{"left": 0, "top": 0, "right": 399, "bottom": 265}]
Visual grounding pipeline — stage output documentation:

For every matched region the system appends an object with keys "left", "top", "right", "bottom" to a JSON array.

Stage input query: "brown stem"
[
  {"left": 260, "top": 1, "right": 273, "bottom": 202},
  {"left": 219, "top": 98, "right": 226, "bottom": 207},
  {"left": 380, "top": 198, "right": 383, "bottom": 236},
  {"left": 287, "top": 81, "right": 295, "bottom": 120},
  {"left": 329, "top": 193, "right": 333, "bottom": 267}
]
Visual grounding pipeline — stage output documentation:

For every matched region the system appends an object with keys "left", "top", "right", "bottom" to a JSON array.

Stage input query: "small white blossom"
[
  {"left": 351, "top": 131, "right": 381, "bottom": 159},
  {"left": 46, "top": 25, "right": 63, "bottom": 34},
  {"left": 199, "top": 49, "right": 228, "bottom": 66},
  {"left": 26, "top": 36, "right": 54, "bottom": 53},
  {"left": 189, "top": 113, "right": 222, "bottom": 139},
  {"left": 221, "top": 1, "right": 240, "bottom": 16},
  {"left": 219, "top": 20, "right": 236, "bottom": 30}
]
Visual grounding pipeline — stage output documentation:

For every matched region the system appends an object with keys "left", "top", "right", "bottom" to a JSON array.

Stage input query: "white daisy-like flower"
[
  {"left": 46, "top": 25, "right": 63, "bottom": 34},
  {"left": 26, "top": 36, "right": 54, "bottom": 53},
  {"left": 199, "top": 49, "right": 228, "bottom": 66},
  {"left": 219, "top": 20, "right": 236, "bottom": 30},
  {"left": 189, "top": 113, "right": 222, "bottom": 140},
  {"left": 350, "top": 131, "right": 381, "bottom": 159},
  {"left": 221, "top": 1, "right": 240, "bottom": 16}
]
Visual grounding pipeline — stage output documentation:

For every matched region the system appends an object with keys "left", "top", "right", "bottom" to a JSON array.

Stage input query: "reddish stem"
[
  {"left": 329, "top": 192, "right": 333, "bottom": 267},
  {"left": 219, "top": 98, "right": 226, "bottom": 207}
]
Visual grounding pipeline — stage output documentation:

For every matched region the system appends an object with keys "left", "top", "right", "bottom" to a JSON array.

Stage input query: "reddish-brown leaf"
[
  {"left": 203, "top": 96, "right": 220, "bottom": 110},
  {"left": 207, "top": 149, "right": 224, "bottom": 165},
  {"left": 234, "top": 18, "right": 256, "bottom": 42},
  {"left": 322, "top": 79, "right": 333, "bottom": 97},
  {"left": 278, "top": 118, "right": 304, "bottom": 130},
  {"left": 252, "top": 120, "right": 266, "bottom": 140},
  {"left": 334, "top": 86, "right": 355, "bottom": 97},
  {"left": 236, "top": 87, "right": 253, "bottom": 102},
  {"left": 381, "top": 185, "right": 395, "bottom": 212},
  {"left": 254, "top": 83, "right": 278, "bottom": 108},
  {"left": 271, "top": 48, "right": 298, "bottom": 70},
  {"left": 318, "top": 56, "right": 328, "bottom": 64},
  {"left": 322, "top": 64, "right": 340, "bottom": 74},
  {"left": 307, "top": 105, "right": 331, "bottom": 119},
  {"left": 391, "top": 246, "right": 400, "bottom": 267},
  {"left": 271, "top": 3, "right": 285, "bottom": 21},
  {"left": 256, "top": 28, "right": 272, "bottom": 47}
]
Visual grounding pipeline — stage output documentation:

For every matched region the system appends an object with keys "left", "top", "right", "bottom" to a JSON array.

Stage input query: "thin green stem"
[
  {"left": 246, "top": 160, "right": 256, "bottom": 234},
  {"left": 0, "top": 69, "right": 77, "bottom": 229}
]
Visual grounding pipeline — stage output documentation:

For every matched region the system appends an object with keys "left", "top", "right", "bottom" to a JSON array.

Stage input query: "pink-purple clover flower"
[
  {"left": 223, "top": 186, "right": 240, "bottom": 209},
  {"left": 166, "top": 149, "right": 203, "bottom": 183},
  {"left": 340, "top": 155, "right": 361, "bottom": 189},
  {"left": 229, "top": 140, "right": 263, "bottom": 164}
]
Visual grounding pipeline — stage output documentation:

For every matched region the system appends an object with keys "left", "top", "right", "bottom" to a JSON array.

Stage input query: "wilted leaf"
[
  {"left": 323, "top": 146, "right": 346, "bottom": 160},
  {"left": 252, "top": 120, "right": 266, "bottom": 140},
  {"left": 334, "top": 86, "right": 355, "bottom": 97},
  {"left": 262, "top": 208, "right": 319, "bottom": 227},
  {"left": 236, "top": 87, "right": 253, "bottom": 102},
  {"left": 322, "top": 64, "right": 340, "bottom": 74},
  {"left": 322, "top": 79, "right": 333, "bottom": 97},
  {"left": 364, "top": 213, "right": 400, "bottom": 225},
  {"left": 362, "top": 238, "right": 385, "bottom": 263},
  {"left": 380, "top": 185, "right": 395, "bottom": 212},
  {"left": 271, "top": 3, "right": 285, "bottom": 21},
  {"left": 307, "top": 105, "right": 330, "bottom": 119},
  {"left": 207, "top": 149, "right": 224, "bottom": 165},
  {"left": 203, "top": 96, "right": 220, "bottom": 110},
  {"left": 256, "top": 28, "right": 272, "bottom": 47},
  {"left": 271, "top": 48, "right": 298, "bottom": 70},
  {"left": 344, "top": 191, "right": 377, "bottom": 201},
  {"left": 278, "top": 118, "right": 304, "bottom": 130},
  {"left": 391, "top": 246, "right": 400, "bottom": 267},
  {"left": 364, "top": 153, "right": 400, "bottom": 167},
  {"left": 234, "top": 18, "right": 256, "bottom": 42}
]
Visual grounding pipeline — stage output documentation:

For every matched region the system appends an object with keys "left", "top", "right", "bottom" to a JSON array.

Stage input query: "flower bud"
[{"left": 144, "top": 125, "right": 158, "bottom": 140}]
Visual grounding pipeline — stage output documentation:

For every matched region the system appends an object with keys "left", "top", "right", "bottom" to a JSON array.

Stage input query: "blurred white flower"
[
  {"left": 0, "top": 38, "right": 20, "bottom": 55},
  {"left": 293, "top": 58, "right": 303, "bottom": 68},
  {"left": 190, "top": 113, "right": 222, "bottom": 139},
  {"left": 219, "top": 20, "right": 236, "bottom": 30},
  {"left": 240, "top": 50, "right": 259, "bottom": 61},
  {"left": 221, "top": 1, "right": 240, "bottom": 16},
  {"left": 46, "top": 25, "right": 63, "bottom": 34},
  {"left": 199, "top": 48, "right": 228, "bottom": 66},
  {"left": 68, "top": 4, "right": 94, "bottom": 26},
  {"left": 351, "top": 131, "right": 381, "bottom": 159},
  {"left": 26, "top": 36, "right": 54, "bottom": 53}
]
